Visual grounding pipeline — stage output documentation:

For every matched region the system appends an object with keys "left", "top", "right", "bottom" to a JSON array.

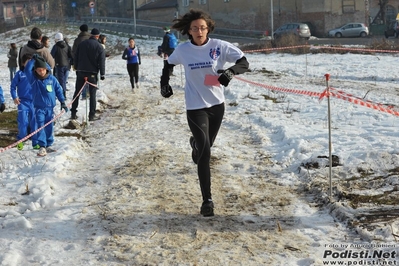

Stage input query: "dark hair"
[
  {"left": 172, "top": 9, "right": 215, "bottom": 40},
  {"left": 99, "top": 34, "right": 106, "bottom": 44},
  {"left": 128, "top": 37, "right": 135, "bottom": 42},
  {"left": 30, "top": 27, "right": 42, "bottom": 40},
  {"left": 41, "top": 36, "right": 49, "bottom": 47},
  {"left": 21, "top": 54, "right": 32, "bottom": 65}
]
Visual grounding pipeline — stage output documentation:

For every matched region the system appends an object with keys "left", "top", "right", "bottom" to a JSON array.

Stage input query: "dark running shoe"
[
  {"left": 200, "top": 200, "right": 214, "bottom": 217},
  {"left": 189, "top": 136, "right": 198, "bottom": 164},
  {"left": 89, "top": 115, "right": 100, "bottom": 121},
  {"left": 70, "top": 113, "right": 78, "bottom": 120}
]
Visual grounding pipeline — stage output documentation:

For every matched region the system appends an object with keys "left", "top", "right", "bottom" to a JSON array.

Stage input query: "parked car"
[
  {"left": 273, "top": 23, "right": 311, "bottom": 40},
  {"left": 328, "top": 23, "right": 369, "bottom": 38},
  {"left": 385, "top": 20, "right": 399, "bottom": 38}
]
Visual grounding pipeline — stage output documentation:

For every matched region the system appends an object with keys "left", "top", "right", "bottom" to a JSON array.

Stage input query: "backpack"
[{"left": 168, "top": 33, "right": 178, "bottom": 49}]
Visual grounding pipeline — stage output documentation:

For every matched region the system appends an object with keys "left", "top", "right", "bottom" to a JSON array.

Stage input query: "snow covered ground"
[{"left": 1, "top": 26, "right": 399, "bottom": 265}]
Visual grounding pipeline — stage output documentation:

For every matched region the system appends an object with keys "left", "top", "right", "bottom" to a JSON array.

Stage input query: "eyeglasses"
[{"left": 190, "top": 27, "right": 208, "bottom": 32}]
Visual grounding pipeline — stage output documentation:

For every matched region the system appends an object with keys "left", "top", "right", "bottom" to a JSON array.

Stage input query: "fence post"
[{"left": 325, "top": 73, "right": 333, "bottom": 200}]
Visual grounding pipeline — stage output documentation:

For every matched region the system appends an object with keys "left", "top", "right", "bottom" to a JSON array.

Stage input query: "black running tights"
[
  {"left": 187, "top": 103, "right": 225, "bottom": 202},
  {"left": 127, "top": 63, "right": 139, "bottom": 88}
]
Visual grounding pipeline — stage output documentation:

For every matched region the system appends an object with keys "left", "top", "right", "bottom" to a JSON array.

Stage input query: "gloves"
[
  {"left": 217, "top": 69, "right": 234, "bottom": 87},
  {"left": 100, "top": 76, "right": 105, "bottom": 80},
  {"left": 161, "top": 84, "right": 173, "bottom": 98},
  {"left": 0, "top": 103, "right": 5, "bottom": 113},
  {"left": 61, "top": 102, "right": 68, "bottom": 113}
]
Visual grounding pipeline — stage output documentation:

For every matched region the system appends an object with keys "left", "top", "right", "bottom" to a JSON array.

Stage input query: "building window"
[
  {"left": 342, "top": 0, "right": 355, "bottom": 13},
  {"left": 38, "top": 4, "right": 42, "bottom": 11},
  {"left": 386, "top": 5, "right": 396, "bottom": 22},
  {"left": 13, "top": 5, "right": 16, "bottom": 13},
  {"left": 182, "top": 0, "right": 189, "bottom": 7},
  {"left": 199, "top": 0, "right": 206, "bottom": 5}
]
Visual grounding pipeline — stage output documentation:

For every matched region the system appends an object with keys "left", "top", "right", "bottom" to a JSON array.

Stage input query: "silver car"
[
  {"left": 273, "top": 23, "right": 311, "bottom": 40},
  {"left": 328, "top": 23, "right": 369, "bottom": 38}
]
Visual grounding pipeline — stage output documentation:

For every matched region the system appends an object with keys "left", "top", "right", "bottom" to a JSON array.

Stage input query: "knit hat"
[
  {"left": 34, "top": 55, "right": 47, "bottom": 69},
  {"left": 55, "top": 32, "right": 63, "bottom": 41},
  {"left": 91, "top": 28, "right": 100, "bottom": 36},
  {"left": 163, "top": 26, "right": 170, "bottom": 32},
  {"left": 80, "top": 24, "right": 88, "bottom": 32}
]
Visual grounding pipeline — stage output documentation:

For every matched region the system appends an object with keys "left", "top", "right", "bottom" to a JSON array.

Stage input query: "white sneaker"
[
  {"left": 37, "top": 147, "right": 47, "bottom": 157},
  {"left": 135, "top": 83, "right": 139, "bottom": 88}
]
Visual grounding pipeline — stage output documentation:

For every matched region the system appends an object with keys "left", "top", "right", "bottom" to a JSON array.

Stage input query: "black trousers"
[
  {"left": 71, "top": 71, "right": 98, "bottom": 119},
  {"left": 163, "top": 59, "right": 174, "bottom": 76},
  {"left": 127, "top": 63, "right": 139, "bottom": 88},
  {"left": 187, "top": 103, "right": 225, "bottom": 202}
]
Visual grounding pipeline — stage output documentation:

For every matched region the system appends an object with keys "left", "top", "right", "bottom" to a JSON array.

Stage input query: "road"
[{"left": 214, "top": 34, "right": 397, "bottom": 46}]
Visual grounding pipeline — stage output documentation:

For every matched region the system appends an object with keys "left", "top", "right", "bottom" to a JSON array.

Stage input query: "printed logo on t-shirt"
[{"left": 209, "top": 47, "right": 220, "bottom": 60}]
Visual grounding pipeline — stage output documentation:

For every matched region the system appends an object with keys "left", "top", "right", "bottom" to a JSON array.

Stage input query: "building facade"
[{"left": 134, "top": 0, "right": 396, "bottom": 37}]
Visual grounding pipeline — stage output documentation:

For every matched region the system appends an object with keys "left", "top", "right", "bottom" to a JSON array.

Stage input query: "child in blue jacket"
[
  {"left": 10, "top": 54, "right": 39, "bottom": 150},
  {"left": 25, "top": 55, "right": 68, "bottom": 157}
]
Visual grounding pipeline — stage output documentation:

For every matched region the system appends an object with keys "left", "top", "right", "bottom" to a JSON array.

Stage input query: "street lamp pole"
[
  {"left": 133, "top": 0, "right": 136, "bottom": 35},
  {"left": 271, "top": 0, "right": 274, "bottom": 39}
]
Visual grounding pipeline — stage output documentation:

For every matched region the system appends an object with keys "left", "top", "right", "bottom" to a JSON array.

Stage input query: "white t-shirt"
[{"left": 167, "top": 38, "right": 244, "bottom": 110}]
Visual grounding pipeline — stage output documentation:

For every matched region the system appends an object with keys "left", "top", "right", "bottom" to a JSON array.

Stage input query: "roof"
[{"left": 137, "top": 0, "right": 177, "bottom": 11}]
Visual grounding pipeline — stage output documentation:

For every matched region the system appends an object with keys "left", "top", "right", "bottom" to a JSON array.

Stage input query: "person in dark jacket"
[
  {"left": 64, "top": 37, "right": 73, "bottom": 84},
  {"left": 7, "top": 43, "right": 18, "bottom": 82},
  {"left": 51, "top": 32, "right": 73, "bottom": 99},
  {"left": 72, "top": 24, "right": 90, "bottom": 61},
  {"left": 72, "top": 24, "right": 90, "bottom": 99},
  {"left": 122, "top": 38, "right": 141, "bottom": 90},
  {"left": 71, "top": 28, "right": 106, "bottom": 122}
]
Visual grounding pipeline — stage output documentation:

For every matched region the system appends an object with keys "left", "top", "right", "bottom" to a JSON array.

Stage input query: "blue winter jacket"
[
  {"left": 0, "top": 86, "right": 4, "bottom": 104},
  {"left": 10, "top": 70, "right": 32, "bottom": 102},
  {"left": 122, "top": 46, "right": 141, "bottom": 64},
  {"left": 25, "top": 59, "right": 65, "bottom": 109}
]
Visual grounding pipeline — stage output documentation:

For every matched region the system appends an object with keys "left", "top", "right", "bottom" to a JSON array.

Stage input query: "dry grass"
[{"left": 241, "top": 36, "right": 399, "bottom": 55}]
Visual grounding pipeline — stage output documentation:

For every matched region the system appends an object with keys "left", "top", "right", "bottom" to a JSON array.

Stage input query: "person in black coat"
[
  {"left": 51, "top": 32, "right": 73, "bottom": 99},
  {"left": 70, "top": 28, "right": 106, "bottom": 121}
]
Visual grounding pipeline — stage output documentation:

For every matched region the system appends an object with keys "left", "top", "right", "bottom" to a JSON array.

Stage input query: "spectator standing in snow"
[
  {"left": 51, "top": 32, "right": 73, "bottom": 99},
  {"left": 24, "top": 55, "right": 67, "bottom": 157},
  {"left": 99, "top": 34, "right": 110, "bottom": 58},
  {"left": 160, "top": 9, "right": 249, "bottom": 217},
  {"left": 63, "top": 37, "right": 73, "bottom": 85},
  {"left": 71, "top": 28, "right": 105, "bottom": 122},
  {"left": 19, "top": 27, "right": 55, "bottom": 71},
  {"left": 7, "top": 43, "right": 18, "bottom": 82},
  {"left": 122, "top": 38, "right": 141, "bottom": 90},
  {"left": 72, "top": 24, "right": 91, "bottom": 99},
  {"left": 10, "top": 54, "right": 39, "bottom": 150}
]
